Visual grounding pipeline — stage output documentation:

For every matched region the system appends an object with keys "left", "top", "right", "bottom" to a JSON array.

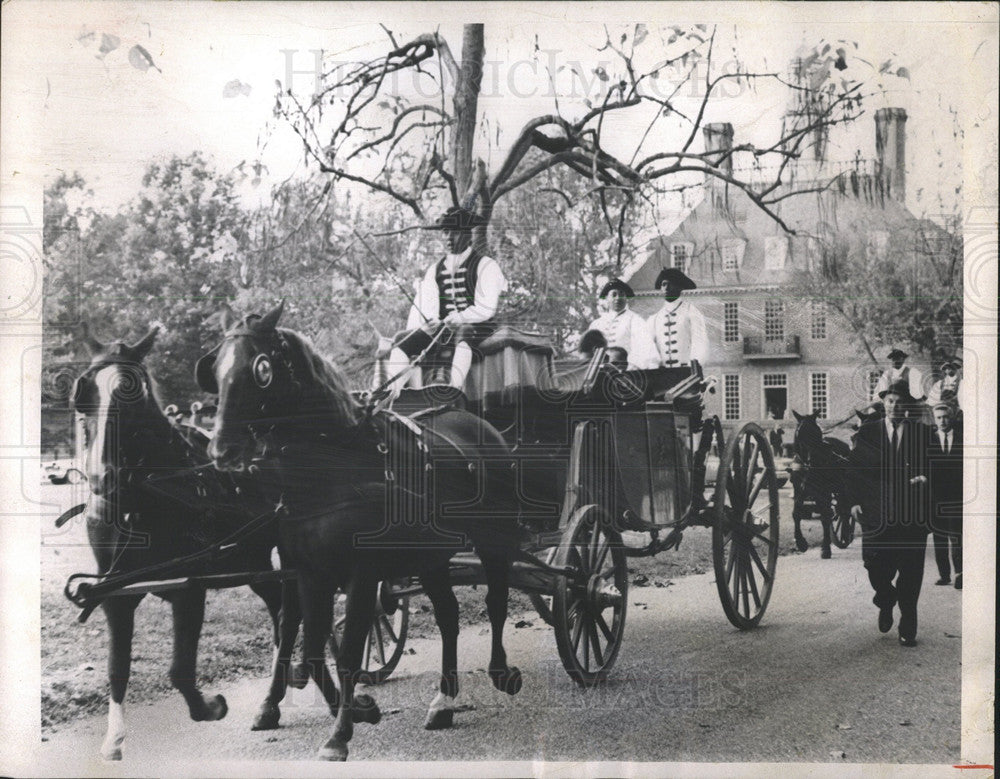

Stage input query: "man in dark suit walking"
[
  {"left": 928, "top": 401, "right": 963, "bottom": 589},
  {"left": 848, "top": 380, "right": 931, "bottom": 647}
]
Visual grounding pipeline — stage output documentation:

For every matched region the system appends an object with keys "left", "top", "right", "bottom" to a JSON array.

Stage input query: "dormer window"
[
  {"left": 764, "top": 235, "right": 788, "bottom": 270},
  {"left": 721, "top": 239, "right": 745, "bottom": 272},
  {"left": 670, "top": 242, "right": 693, "bottom": 273}
]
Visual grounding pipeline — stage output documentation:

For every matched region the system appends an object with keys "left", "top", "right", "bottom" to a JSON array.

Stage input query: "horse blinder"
[{"left": 195, "top": 353, "right": 218, "bottom": 395}]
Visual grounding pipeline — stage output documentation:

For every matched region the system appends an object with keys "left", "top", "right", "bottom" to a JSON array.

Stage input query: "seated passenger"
[
  {"left": 588, "top": 278, "right": 659, "bottom": 370},
  {"left": 576, "top": 328, "right": 608, "bottom": 360},
  {"left": 606, "top": 346, "right": 629, "bottom": 371}
]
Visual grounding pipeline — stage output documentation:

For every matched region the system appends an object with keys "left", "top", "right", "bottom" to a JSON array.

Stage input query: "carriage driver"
[{"left": 378, "top": 206, "right": 507, "bottom": 393}]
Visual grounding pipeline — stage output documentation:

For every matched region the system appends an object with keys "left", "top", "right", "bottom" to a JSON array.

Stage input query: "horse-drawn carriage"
[{"left": 63, "top": 311, "right": 781, "bottom": 760}]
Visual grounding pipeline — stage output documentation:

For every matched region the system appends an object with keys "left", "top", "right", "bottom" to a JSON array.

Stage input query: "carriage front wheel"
[
  {"left": 552, "top": 504, "right": 628, "bottom": 687},
  {"left": 329, "top": 582, "right": 410, "bottom": 685},
  {"left": 830, "top": 499, "right": 856, "bottom": 549},
  {"left": 712, "top": 423, "right": 780, "bottom": 629}
]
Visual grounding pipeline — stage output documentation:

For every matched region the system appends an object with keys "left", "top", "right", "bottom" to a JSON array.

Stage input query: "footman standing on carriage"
[
  {"left": 872, "top": 348, "right": 925, "bottom": 409},
  {"left": 378, "top": 205, "right": 507, "bottom": 393},
  {"left": 848, "top": 380, "right": 931, "bottom": 647},
  {"left": 587, "top": 278, "right": 659, "bottom": 370},
  {"left": 646, "top": 267, "right": 712, "bottom": 506}
]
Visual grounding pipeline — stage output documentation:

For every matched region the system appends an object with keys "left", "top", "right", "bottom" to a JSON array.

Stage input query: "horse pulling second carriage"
[{"left": 64, "top": 308, "right": 781, "bottom": 760}]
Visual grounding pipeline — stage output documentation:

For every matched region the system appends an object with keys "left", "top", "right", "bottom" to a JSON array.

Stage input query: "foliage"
[
  {"left": 791, "top": 216, "right": 963, "bottom": 365},
  {"left": 44, "top": 153, "right": 253, "bottom": 404}
]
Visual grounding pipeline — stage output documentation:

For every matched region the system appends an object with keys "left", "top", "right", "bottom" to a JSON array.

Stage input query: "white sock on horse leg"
[
  {"left": 450, "top": 342, "right": 472, "bottom": 389},
  {"left": 428, "top": 690, "right": 457, "bottom": 713}
]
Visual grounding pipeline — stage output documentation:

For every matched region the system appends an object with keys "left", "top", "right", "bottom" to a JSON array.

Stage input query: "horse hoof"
[
  {"left": 490, "top": 666, "right": 523, "bottom": 696},
  {"left": 821, "top": 548, "right": 832, "bottom": 559},
  {"left": 423, "top": 708, "right": 454, "bottom": 730},
  {"left": 251, "top": 703, "right": 280, "bottom": 731},
  {"left": 795, "top": 537, "right": 809, "bottom": 553},
  {"left": 318, "top": 738, "right": 348, "bottom": 761},
  {"left": 352, "top": 693, "right": 382, "bottom": 725},
  {"left": 100, "top": 744, "right": 123, "bottom": 761},
  {"left": 288, "top": 662, "right": 309, "bottom": 690},
  {"left": 207, "top": 694, "right": 228, "bottom": 721}
]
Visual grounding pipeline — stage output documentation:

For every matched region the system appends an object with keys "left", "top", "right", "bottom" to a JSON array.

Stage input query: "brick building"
[{"left": 625, "top": 108, "right": 943, "bottom": 439}]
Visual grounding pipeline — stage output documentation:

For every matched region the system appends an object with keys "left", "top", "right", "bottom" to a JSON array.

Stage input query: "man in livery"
[
  {"left": 587, "top": 278, "right": 659, "bottom": 370},
  {"left": 872, "top": 348, "right": 925, "bottom": 407},
  {"left": 645, "top": 267, "right": 708, "bottom": 369},
  {"left": 380, "top": 206, "right": 506, "bottom": 392}
]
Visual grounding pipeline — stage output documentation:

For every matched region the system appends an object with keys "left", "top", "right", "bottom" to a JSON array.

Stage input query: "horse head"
[
  {"left": 71, "top": 324, "right": 161, "bottom": 497},
  {"left": 198, "top": 302, "right": 360, "bottom": 471},
  {"left": 790, "top": 409, "right": 823, "bottom": 462}
]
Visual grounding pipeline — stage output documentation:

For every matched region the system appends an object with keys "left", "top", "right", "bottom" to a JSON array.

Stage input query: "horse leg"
[
  {"left": 480, "top": 551, "right": 522, "bottom": 696},
  {"left": 321, "top": 573, "right": 381, "bottom": 761},
  {"left": 167, "top": 590, "right": 228, "bottom": 722},
  {"left": 820, "top": 503, "right": 833, "bottom": 559},
  {"left": 792, "top": 497, "right": 809, "bottom": 552},
  {"left": 99, "top": 594, "right": 143, "bottom": 760},
  {"left": 295, "top": 574, "right": 342, "bottom": 713},
  {"left": 419, "top": 567, "right": 459, "bottom": 730},
  {"left": 249, "top": 580, "right": 301, "bottom": 731}
]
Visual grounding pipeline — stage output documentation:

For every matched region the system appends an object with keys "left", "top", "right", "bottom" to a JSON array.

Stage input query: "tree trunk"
[{"left": 452, "top": 24, "right": 485, "bottom": 204}]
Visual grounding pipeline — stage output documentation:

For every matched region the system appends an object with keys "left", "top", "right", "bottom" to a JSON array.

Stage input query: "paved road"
[{"left": 35, "top": 538, "right": 962, "bottom": 772}]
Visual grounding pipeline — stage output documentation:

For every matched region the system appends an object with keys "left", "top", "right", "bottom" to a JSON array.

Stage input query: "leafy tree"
[{"left": 43, "top": 153, "right": 253, "bottom": 404}]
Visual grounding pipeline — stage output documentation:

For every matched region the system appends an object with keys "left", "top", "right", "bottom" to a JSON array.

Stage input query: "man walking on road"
[
  {"left": 928, "top": 401, "right": 963, "bottom": 589},
  {"left": 848, "top": 380, "right": 931, "bottom": 647}
]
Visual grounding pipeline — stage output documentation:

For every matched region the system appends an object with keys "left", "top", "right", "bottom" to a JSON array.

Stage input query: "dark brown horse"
[
  {"left": 68, "top": 326, "right": 300, "bottom": 760},
  {"left": 197, "top": 303, "right": 524, "bottom": 760},
  {"left": 790, "top": 410, "right": 851, "bottom": 558}
]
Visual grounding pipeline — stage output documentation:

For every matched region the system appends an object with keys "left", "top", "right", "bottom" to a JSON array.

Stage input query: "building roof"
[{"left": 630, "top": 165, "right": 932, "bottom": 293}]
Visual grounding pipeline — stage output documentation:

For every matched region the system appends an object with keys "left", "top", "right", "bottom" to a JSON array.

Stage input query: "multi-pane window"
[
  {"left": 810, "top": 372, "right": 829, "bottom": 419},
  {"left": 723, "top": 374, "right": 741, "bottom": 420},
  {"left": 810, "top": 299, "right": 827, "bottom": 340},
  {"left": 721, "top": 240, "right": 744, "bottom": 272},
  {"left": 764, "top": 299, "right": 784, "bottom": 342},
  {"left": 671, "top": 242, "right": 692, "bottom": 273},
  {"left": 723, "top": 301, "right": 739, "bottom": 342},
  {"left": 763, "top": 373, "right": 787, "bottom": 388}
]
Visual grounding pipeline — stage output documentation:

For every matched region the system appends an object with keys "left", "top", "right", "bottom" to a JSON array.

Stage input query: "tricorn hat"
[
  {"left": 654, "top": 267, "right": 697, "bottom": 292},
  {"left": 887, "top": 348, "right": 908, "bottom": 361},
  {"left": 598, "top": 278, "right": 635, "bottom": 299},
  {"left": 878, "top": 379, "right": 913, "bottom": 400},
  {"left": 422, "top": 205, "right": 488, "bottom": 231},
  {"left": 940, "top": 358, "right": 961, "bottom": 371}
]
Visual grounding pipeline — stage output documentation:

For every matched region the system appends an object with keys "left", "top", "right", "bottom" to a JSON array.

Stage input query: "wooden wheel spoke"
[
  {"left": 747, "top": 469, "right": 766, "bottom": 507},
  {"left": 588, "top": 521, "right": 601, "bottom": 567},
  {"left": 587, "top": 617, "right": 604, "bottom": 667},
  {"left": 371, "top": 617, "right": 387, "bottom": 665},
  {"left": 745, "top": 557, "right": 763, "bottom": 609},
  {"left": 743, "top": 438, "right": 758, "bottom": 492},
  {"left": 739, "top": 554, "right": 751, "bottom": 617},
  {"left": 593, "top": 535, "right": 610, "bottom": 573},
  {"left": 378, "top": 614, "right": 399, "bottom": 645},
  {"left": 570, "top": 602, "right": 585, "bottom": 652},
  {"left": 725, "top": 471, "right": 741, "bottom": 507},
  {"left": 581, "top": 614, "right": 591, "bottom": 667},
  {"left": 363, "top": 631, "right": 373, "bottom": 670},
  {"left": 594, "top": 609, "right": 615, "bottom": 643},
  {"left": 750, "top": 526, "right": 776, "bottom": 548},
  {"left": 725, "top": 539, "right": 738, "bottom": 584}
]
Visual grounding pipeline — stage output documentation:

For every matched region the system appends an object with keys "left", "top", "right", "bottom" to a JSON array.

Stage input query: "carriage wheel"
[
  {"left": 712, "top": 423, "right": 780, "bottom": 630},
  {"left": 552, "top": 504, "right": 628, "bottom": 687},
  {"left": 329, "top": 584, "right": 409, "bottom": 685},
  {"left": 830, "top": 500, "right": 856, "bottom": 549}
]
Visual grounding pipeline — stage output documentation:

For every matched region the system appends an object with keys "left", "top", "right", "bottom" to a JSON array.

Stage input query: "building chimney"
[
  {"left": 875, "top": 107, "right": 907, "bottom": 203},
  {"left": 703, "top": 122, "right": 734, "bottom": 177}
]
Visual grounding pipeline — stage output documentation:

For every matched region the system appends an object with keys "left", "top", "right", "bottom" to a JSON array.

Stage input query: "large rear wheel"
[
  {"left": 830, "top": 499, "right": 856, "bottom": 549},
  {"left": 712, "top": 423, "right": 780, "bottom": 629},
  {"left": 552, "top": 504, "right": 628, "bottom": 686}
]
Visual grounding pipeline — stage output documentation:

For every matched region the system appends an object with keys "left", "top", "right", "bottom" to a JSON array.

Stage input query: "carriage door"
[{"left": 645, "top": 403, "right": 688, "bottom": 525}]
